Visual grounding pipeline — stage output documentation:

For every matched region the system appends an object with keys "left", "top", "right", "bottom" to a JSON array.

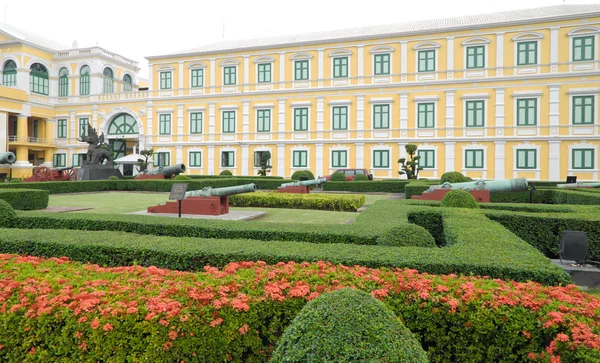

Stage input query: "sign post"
[{"left": 168, "top": 183, "right": 188, "bottom": 218}]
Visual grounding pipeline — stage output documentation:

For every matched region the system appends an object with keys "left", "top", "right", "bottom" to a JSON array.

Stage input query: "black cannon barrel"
[
  {"left": 161, "top": 164, "right": 186, "bottom": 177},
  {"left": 0, "top": 152, "right": 16, "bottom": 164}
]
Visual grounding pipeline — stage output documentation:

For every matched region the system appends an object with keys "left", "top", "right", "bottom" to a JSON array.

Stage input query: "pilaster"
[
  {"left": 445, "top": 142, "right": 455, "bottom": 173},
  {"left": 494, "top": 141, "right": 506, "bottom": 180}
]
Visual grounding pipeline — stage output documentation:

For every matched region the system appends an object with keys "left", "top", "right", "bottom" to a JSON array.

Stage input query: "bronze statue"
[{"left": 78, "top": 125, "right": 112, "bottom": 165}]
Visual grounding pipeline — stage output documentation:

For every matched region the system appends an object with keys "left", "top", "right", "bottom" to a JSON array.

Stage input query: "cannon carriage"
[
  {"left": 135, "top": 164, "right": 186, "bottom": 180},
  {"left": 276, "top": 178, "right": 327, "bottom": 194},
  {"left": 412, "top": 178, "right": 529, "bottom": 202},
  {"left": 24, "top": 166, "right": 77, "bottom": 182}
]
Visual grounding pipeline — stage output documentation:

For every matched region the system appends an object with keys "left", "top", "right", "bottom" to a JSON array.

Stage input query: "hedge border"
[
  {"left": 0, "top": 189, "right": 49, "bottom": 210},
  {"left": 323, "top": 180, "right": 409, "bottom": 193}
]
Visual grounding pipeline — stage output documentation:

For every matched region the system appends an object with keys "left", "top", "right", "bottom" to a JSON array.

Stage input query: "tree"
[
  {"left": 136, "top": 149, "right": 154, "bottom": 174},
  {"left": 257, "top": 151, "right": 272, "bottom": 177},
  {"left": 398, "top": 144, "right": 421, "bottom": 179}
]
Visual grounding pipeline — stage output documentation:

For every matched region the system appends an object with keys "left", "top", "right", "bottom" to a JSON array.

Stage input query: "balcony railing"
[{"left": 8, "top": 136, "right": 50, "bottom": 144}]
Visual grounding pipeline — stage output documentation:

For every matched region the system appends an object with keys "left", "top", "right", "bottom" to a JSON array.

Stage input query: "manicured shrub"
[
  {"left": 0, "top": 199, "right": 15, "bottom": 224},
  {"left": 230, "top": 192, "right": 364, "bottom": 211},
  {"left": 290, "top": 170, "right": 308, "bottom": 180},
  {"left": 377, "top": 224, "right": 436, "bottom": 247},
  {"left": 172, "top": 175, "right": 191, "bottom": 181},
  {"left": 324, "top": 180, "right": 409, "bottom": 193},
  {"left": 405, "top": 181, "right": 438, "bottom": 199},
  {"left": 0, "top": 189, "right": 49, "bottom": 210},
  {"left": 270, "top": 289, "right": 428, "bottom": 363},
  {"left": 353, "top": 174, "right": 370, "bottom": 181},
  {"left": 441, "top": 190, "right": 479, "bottom": 209},
  {"left": 440, "top": 171, "right": 470, "bottom": 184},
  {"left": 8, "top": 178, "right": 21, "bottom": 183},
  {"left": 303, "top": 170, "right": 315, "bottom": 180},
  {"left": 108, "top": 176, "right": 120, "bottom": 180},
  {"left": 331, "top": 171, "right": 346, "bottom": 181},
  {"left": 219, "top": 170, "right": 233, "bottom": 176}
]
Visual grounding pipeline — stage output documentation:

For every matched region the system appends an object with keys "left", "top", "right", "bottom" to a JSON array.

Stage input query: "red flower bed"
[{"left": 0, "top": 254, "right": 598, "bottom": 362}]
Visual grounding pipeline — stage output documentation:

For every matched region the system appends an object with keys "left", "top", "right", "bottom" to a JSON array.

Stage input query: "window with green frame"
[
  {"left": 58, "top": 67, "right": 69, "bottom": 97},
  {"left": 103, "top": 68, "right": 114, "bottom": 94},
  {"left": 223, "top": 66, "right": 236, "bottom": 85},
  {"left": 516, "top": 149, "right": 537, "bottom": 169},
  {"left": 222, "top": 111, "right": 236, "bottom": 133},
  {"left": 292, "top": 150, "right": 308, "bottom": 167},
  {"left": 155, "top": 152, "right": 170, "bottom": 167},
  {"left": 191, "top": 69, "right": 204, "bottom": 87},
  {"left": 332, "top": 106, "right": 348, "bottom": 130},
  {"left": 417, "top": 103, "right": 435, "bottom": 128},
  {"left": 2, "top": 60, "right": 17, "bottom": 86},
  {"left": 53, "top": 153, "right": 66, "bottom": 167},
  {"left": 30, "top": 63, "right": 49, "bottom": 95},
  {"left": 373, "top": 104, "right": 390, "bottom": 129},
  {"left": 517, "top": 41, "right": 538, "bottom": 65},
  {"left": 573, "top": 36, "right": 595, "bottom": 62},
  {"left": 257, "top": 63, "right": 271, "bottom": 83},
  {"left": 572, "top": 149, "right": 595, "bottom": 169},
  {"left": 331, "top": 150, "right": 347, "bottom": 168},
  {"left": 293, "top": 108, "right": 308, "bottom": 131},
  {"left": 221, "top": 151, "right": 234, "bottom": 167},
  {"left": 123, "top": 74, "right": 132, "bottom": 92},
  {"left": 466, "top": 46, "right": 485, "bottom": 69},
  {"left": 159, "top": 114, "right": 171, "bottom": 135},
  {"left": 373, "top": 54, "right": 390, "bottom": 75},
  {"left": 294, "top": 60, "right": 309, "bottom": 80},
  {"left": 189, "top": 151, "right": 202, "bottom": 167},
  {"left": 107, "top": 113, "right": 139, "bottom": 135},
  {"left": 57, "top": 119, "right": 67, "bottom": 138},
  {"left": 465, "top": 100, "right": 485, "bottom": 127},
  {"left": 333, "top": 57, "right": 348, "bottom": 78},
  {"left": 80, "top": 66, "right": 90, "bottom": 96},
  {"left": 72, "top": 153, "right": 86, "bottom": 167},
  {"left": 79, "top": 118, "right": 89, "bottom": 137},
  {"left": 465, "top": 149, "right": 484, "bottom": 169},
  {"left": 256, "top": 109, "right": 271, "bottom": 132},
  {"left": 516, "top": 98, "right": 537, "bottom": 126},
  {"left": 254, "top": 151, "right": 271, "bottom": 167},
  {"left": 33, "top": 120, "right": 38, "bottom": 138},
  {"left": 573, "top": 96, "right": 594, "bottom": 125},
  {"left": 418, "top": 150, "right": 435, "bottom": 169},
  {"left": 190, "top": 112, "right": 203, "bottom": 134},
  {"left": 418, "top": 50, "right": 436, "bottom": 72},
  {"left": 160, "top": 71, "right": 172, "bottom": 90},
  {"left": 373, "top": 150, "right": 389, "bottom": 168}
]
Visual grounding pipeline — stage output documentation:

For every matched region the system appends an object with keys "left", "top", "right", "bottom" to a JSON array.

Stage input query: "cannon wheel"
[
  {"left": 66, "top": 168, "right": 78, "bottom": 181},
  {"left": 34, "top": 166, "right": 53, "bottom": 182}
]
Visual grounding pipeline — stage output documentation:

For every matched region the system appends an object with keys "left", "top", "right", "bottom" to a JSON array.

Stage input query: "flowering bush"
[{"left": 0, "top": 254, "right": 598, "bottom": 362}]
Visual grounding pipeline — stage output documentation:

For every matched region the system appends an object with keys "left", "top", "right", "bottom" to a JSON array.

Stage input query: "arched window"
[
  {"left": 123, "top": 74, "right": 132, "bottom": 92},
  {"left": 80, "top": 65, "right": 90, "bottom": 96},
  {"left": 107, "top": 113, "right": 139, "bottom": 135},
  {"left": 103, "top": 67, "right": 114, "bottom": 94},
  {"left": 2, "top": 60, "right": 17, "bottom": 86},
  {"left": 58, "top": 67, "right": 69, "bottom": 97},
  {"left": 29, "top": 63, "right": 49, "bottom": 95}
]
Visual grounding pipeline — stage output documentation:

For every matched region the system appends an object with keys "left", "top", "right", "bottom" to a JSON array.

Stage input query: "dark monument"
[{"left": 76, "top": 125, "right": 123, "bottom": 180}]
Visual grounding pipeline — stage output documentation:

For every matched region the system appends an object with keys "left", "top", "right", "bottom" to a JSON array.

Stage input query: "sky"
[{"left": 1, "top": 0, "right": 597, "bottom": 79}]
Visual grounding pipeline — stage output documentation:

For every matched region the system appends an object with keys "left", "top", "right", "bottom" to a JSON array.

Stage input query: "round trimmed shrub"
[
  {"left": 108, "top": 176, "right": 120, "bottom": 180},
  {"left": 331, "top": 171, "right": 346, "bottom": 182},
  {"left": 377, "top": 224, "right": 436, "bottom": 247},
  {"left": 290, "top": 170, "right": 309, "bottom": 180},
  {"left": 440, "top": 171, "right": 469, "bottom": 184},
  {"left": 353, "top": 174, "right": 370, "bottom": 181},
  {"left": 219, "top": 170, "right": 233, "bottom": 176},
  {"left": 270, "top": 288, "right": 428, "bottom": 363},
  {"left": 441, "top": 190, "right": 480, "bottom": 209},
  {"left": 8, "top": 178, "right": 22, "bottom": 183},
  {"left": 0, "top": 199, "right": 16, "bottom": 225},
  {"left": 173, "top": 175, "right": 191, "bottom": 181},
  {"left": 303, "top": 170, "right": 315, "bottom": 180}
]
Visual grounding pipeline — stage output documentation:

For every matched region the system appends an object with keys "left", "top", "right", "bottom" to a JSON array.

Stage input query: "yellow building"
[{"left": 2, "top": 4, "right": 600, "bottom": 181}]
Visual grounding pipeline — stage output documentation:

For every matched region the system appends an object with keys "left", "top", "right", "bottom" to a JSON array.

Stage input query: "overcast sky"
[{"left": 1, "top": 0, "right": 597, "bottom": 78}]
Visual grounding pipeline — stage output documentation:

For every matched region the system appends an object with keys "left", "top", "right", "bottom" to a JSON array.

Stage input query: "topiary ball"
[
  {"left": 353, "top": 174, "right": 370, "bottom": 181},
  {"left": 440, "top": 171, "right": 470, "bottom": 184},
  {"left": 219, "top": 170, "right": 233, "bottom": 176},
  {"left": 441, "top": 190, "right": 480, "bottom": 209},
  {"left": 8, "top": 179, "right": 22, "bottom": 183},
  {"left": 303, "top": 170, "right": 315, "bottom": 180},
  {"left": 270, "top": 288, "right": 428, "bottom": 363},
  {"left": 290, "top": 170, "right": 309, "bottom": 180},
  {"left": 331, "top": 171, "right": 346, "bottom": 182},
  {"left": 0, "top": 199, "right": 16, "bottom": 225},
  {"left": 377, "top": 224, "right": 436, "bottom": 247},
  {"left": 108, "top": 176, "right": 120, "bottom": 180},
  {"left": 173, "top": 175, "right": 191, "bottom": 181}
]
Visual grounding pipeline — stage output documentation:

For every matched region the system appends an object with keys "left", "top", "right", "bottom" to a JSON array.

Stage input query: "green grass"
[{"left": 235, "top": 207, "right": 357, "bottom": 224}]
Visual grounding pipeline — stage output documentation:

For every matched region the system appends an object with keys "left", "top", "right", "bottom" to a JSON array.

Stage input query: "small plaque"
[{"left": 169, "top": 183, "right": 188, "bottom": 200}]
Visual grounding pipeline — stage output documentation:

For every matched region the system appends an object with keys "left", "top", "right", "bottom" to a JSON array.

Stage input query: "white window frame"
[
  {"left": 220, "top": 149, "right": 236, "bottom": 170},
  {"left": 252, "top": 146, "right": 273, "bottom": 171},
  {"left": 512, "top": 91, "right": 542, "bottom": 136},
  {"left": 567, "top": 27, "right": 600, "bottom": 72},
  {"left": 369, "top": 46, "right": 394, "bottom": 83},
  {"left": 188, "top": 62, "right": 207, "bottom": 94},
  {"left": 329, "top": 49, "right": 352, "bottom": 86},
  {"left": 290, "top": 53, "right": 312, "bottom": 88},
  {"left": 461, "top": 95, "right": 490, "bottom": 136},
  {"left": 512, "top": 142, "right": 541, "bottom": 180},
  {"left": 291, "top": 102, "right": 311, "bottom": 138},
  {"left": 329, "top": 147, "right": 350, "bottom": 170},
  {"left": 371, "top": 147, "right": 392, "bottom": 170},
  {"left": 414, "top": 42, "right": 440, "bottom": 81},
  {"left": 512, "top": 32, "right": 543, "bottom": 75},
  {"left": 461, "top": 37, "right": 490, "bottom": 78},
  {"left": 254, "top": 56, "right": 274, "bottom": 90},
  {"left": 417, "top": 144, "right": 439, "bottom": 178},
  {"left": 188, "top": 149, "right": 204, "bottom": 169},
  {"left": 290, "top": 146, "right": 310, "bottom": 170},
  {"left": 461, "top": 143, "right": 488, "bottom": 178},
  {"left": 568, "top": 142, "right": 598, "bottom": 179}
]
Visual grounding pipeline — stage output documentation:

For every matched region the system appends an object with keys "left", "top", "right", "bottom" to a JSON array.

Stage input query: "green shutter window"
[
  {"left": 221, "top": 151, "right": 235, "bottom": 167},
  {"left": 373, "top": 104, "right": 390, "bottom": 129},
  {"left": 333, "top": 57, "right": 348, "bottom": 78},
  {"left": 32, "top": 120, "right": 39, "bottom": 139},
  {"left": 257, "top": 109, "right": 271, "bottom": 132},
  {"left": 30, "top": 63, "right": 49, "bottom": 95},
  {"left": 573, "top": 36, "right": 595, "bottom": 62},
  {"left": 108, "top": 113, "right": 138, "bottom": 135},
  {"left": 2, "top": 60, "right": 17, "bottom": 86},
  {"left": 517, "top": 98, "right": 537, "bottom": 126},
  {"left": 190, "top": 112, "right": 203, "bottom": 134},
  {"left": 72, "top": 154, "right": 79, "bottom": 167},
  {"left": 292, "top": 150, "right": 308, "bottom": 167},
  {"left": 573, "top": 149, "right": 595, "bottom": 170},
  {"left": 332, "top": 106, "right": 348, "bottom": 130},
  {"left": 53, "top": 153, "right": 66, "bottom": 167},
  {"left": 573, "top": 96, "right": 595, "bottom": 125},
  {"left": 517, "top": 41, "right": 538, "bottom": 65},
  {"left": 159, "top": 114, "right": 171, "bottom": 135},
  {"left": 72, "top": 154, "right": 87, "bottom": 167},
  {"left": 123, "top": 74, "right": 133, "bottom": 92},
  {"left": 373, "top": 150, "right": 390, "bottom": 168},
  {"left": 223, "top": 66, "right": 236, "bottom": 85},
  {"left": 160, "top": 71, "right": 172, "bottom": 90},
  {"left": 189, "top": 152, "right": 202, "bottom": 167},
  {"left": 465, "top": 149, "right": 484, "bottom": 169},
  {"left": 373, "top": 54, "right": 390, "bottom": 75},
  {"left": 191, "top": 69, "right": 204, "bottom": 88},
  {"left": 79, "top": 118, "right": 89, "bottom": 137},
  {"left": 57, "top": 119, "right": 67, "bottom": 138},
  {"left": 417, "top": 103, "right": 435, "bottom": 128},
  {"left": 293, "top": 108, "right": 309, "bottom": 131},
  {"left": 294, "top": 60, "right": 309, "bottom": 80},
  {"left": 103, "top": 68, "right": 114, "bottom": 94},
  {"left": 418, "top": 50, "right": 436, "bottom": 72},
  {"left": 466, "top": 46, "right": 485, "bottom": 69},
  {"left": 418, "top": 150, "right": 435, "bottom": 169},
  {"left": 222, "top": 111, "right": 236, "bottom": 133},
  {"left": 80, "top": 66, "right": 90, "bottom": 96},
  {"left": 257, "top": 63, "right": 271, "bottom": 83},
  {"left": 465, "top": 100, "right": 485, "bottom": 127},
  {"left": 516, "top": 149, "right": 537, "bottom": 169},
  {"left": 155, "top": 152, "right": 170, "bottom": 167},
  {"left": 254, "top": 151, "right": 271, "bottom": 167},
  {"left": 331, "top": 150, "right": 347, "bottom": 168},
  {"left": 58, "top": 67, "right": 69, "bottom": 97}
]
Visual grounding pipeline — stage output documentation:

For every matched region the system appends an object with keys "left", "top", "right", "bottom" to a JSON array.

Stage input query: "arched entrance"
[{"left": 105, "top": 112, "right": 141, "bottom": 176}]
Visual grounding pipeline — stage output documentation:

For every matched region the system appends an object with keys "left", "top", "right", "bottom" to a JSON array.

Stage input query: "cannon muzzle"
[
  {"left": 0, "top": 152, "right": 16, "bottom": 164},
  {"left": 427, "top": 178, "right": 529, "bottom": 193},
  {"left": 161, "top": 164, "right": 186, "bottom": 177},
  {"left": 557, "top": 182, "right": 600, "bottom": 189},
  {"left": 280, "top": 177, "right": 327, "bottom": 188},
  {"left": 185, "top": 183, "right": 257, "bottom": 198}
]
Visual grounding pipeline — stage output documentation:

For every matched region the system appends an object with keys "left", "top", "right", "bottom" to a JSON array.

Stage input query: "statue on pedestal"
[{"left": 78, "top": 125, "right": 113, "bottom": 165}]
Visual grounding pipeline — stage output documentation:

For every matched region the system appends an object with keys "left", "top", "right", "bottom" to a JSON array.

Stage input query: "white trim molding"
[
  {"left": 413, "top": 41, "right": 441, "bottom": 50},
  {"left": 511, "top": 141, "right": 541, "bottom": 180},
  {"left": 187, "top": 62, "right": 207, "bottom": 69},
  {"left": 461, "top": 142, "right": 488, "bottom": 179},
  {"left": 290, "top": 52, "right": 313, "bottom": 60},
  {"left": 328, "top": 49, "right": 353, "bottom": 57},
  {"left": 568, "top": 141, "right": 599, "bottom": 180},
  {"left": 253, "top": 56, "right": 275, "bottom": 63},
  {"left": 219, "top": 59, "right": 240, "bottom": 66},
  {"left": 460, "top": 37, "right": 491, "bottom": 46},
  {"left": 416, "top": 143, "right": 439, "bottom": 179},
  {"left": 369, "top": 46, "right": 395, "bottom": 54},
  {"left": 511, "top": 32, "right": 544, "bottom": 41},
  {"left": 567, "top": 26, "right": 600, "bottom": 36}
]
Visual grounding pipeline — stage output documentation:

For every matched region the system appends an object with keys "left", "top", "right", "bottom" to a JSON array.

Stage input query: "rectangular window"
[
  {"left": 33, "top": 120, "right": 38, "bottom": 138},
  {"left": 465, "top": 149, "right": 484, "bottom": 169},
  {"left": 331, "top": 150, "right": 347, "bottom": 168},
  {"left": 80, "top": 74, "right": 90, "bottom": 96},
  {"left": 223, "top": 66, "right": 236, "bottom": 85},
  {"left": 418, "top": 50, "right": 436, "bottom": 72},
  {"left": 222, "top": 111, "right": 236, "bottom": 133},
  {"left": 517, "top": 41, "right": 538, "bottom": 66},
  {"left": 191, "top": 69, "right": 204, "bottom": 88},
  {"left": 160, "top": 71, "right": 172, "bottom": 90},
  {"left": 465, "top": 100, "right": 485, "bottom": 127},
  {"left": 59, "top": 76, "right": 68, "bottom": 97},
  {"left": 79, "top": 118, "right": 89, "bottom": 137},
  {"left": 373, "top": 150, "right": 390, "bottom": 168},
  {"left": 516, "top": 149, "right": 537, "bottom": 169},
  {"left": 292, "top": 150, "right": 308, "bottom": 167},
  {"left": 333, "top": 57, "right": 348, "bottom": 78},
  {"left": 516, "top": 98, "right": 537, "bottom": 126},
  {"left": 257, "top": 109, "right": 271, "bottom": 132},
  {"left": 417, "top": 103, "right": 435, "bottom": 128},
  {"left": 332, "top": 106, "right": 348, "bottom": 130},
  {"left": 254, "top": 151, "right": 271, "bottom": 167},
  {"left": 418, "top": 150, "right": 435, "bottom": 169},
  {"left": 57, "top": 119, "right": 67, "bottom": 138},
  {"left": 155, "top": 152, "right": 170, "bottom": 167},
  {"left": 573, "top": 149, "right": 595, "bottom": 170},
  {"left": 72, "top": 153, "right": 86, "bottom": 167},
  {"left": 373, "top": 54, "right": 390, "bottom": 75},
  {"left": 573, "top": 36, "right": 595, "bottom": 62},
  {"left": 221, "top": 151, "right": 235, "bottom": 167},
  {"left": 190, "top": 112, "right": 203, "bottom": 134},
  {"left": 53, "top": 153, "right": 66, "bottom": 167},
  {"left": 293, "top": 108, "right": 309, "bottom": 131},
  {"left": 466, "top": 46, "right": 485, "bottom": 69},
  {"left": 189, "top": 151, "right": 202, "bottom": 167},
  {"left": 573, "top": 96, "right": 594, "bottom": 125},
  {"left": 159, "top": 114, "right": 171, "bottom": 135},
  {"left": 257, "top": 63, "right": 271, "bottom": 83},
  {"left": 294, "top": 60, "right": 309, "bottom": 80},
  {"left": 373, "top": 104, "right": 390, "bottom": 129}
]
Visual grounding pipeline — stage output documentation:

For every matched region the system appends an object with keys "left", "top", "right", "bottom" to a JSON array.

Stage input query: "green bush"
[
  {"left": 441, "top": 190, "right": 480, "bottom": 209},
  {"left": 377, "top": 224, "right": 436, "bottom": 247},
  {"left": 290, "top": 170, "right": 308, "bottom": 180},
  {"left": 8, "top": 179, "right": 22, "bottom": 183},
  {"left": 324, "top": 180, "right": 409, "bottom": 193},
  {"left": 219, "top": 170, "right": 233, "bottom": 176},
  {"left": 331, "top": 171, "right": 346, "bottom": 181},
  {"left": 107, "top": 176, "right": 120, "bottom": 181},
  {"left": 405, "top": 181, "right": 438, "bottom": 199},
  {"left": 172, "top": 175, "right": 191, "bottom": 181},
  {"left": 0, "top": 189, "right": 49, "bottom": 210},
  {"left": 440, "top": 171, "right": 470, "bottom": 184},
  {"left": 270, "top": 289, "right": 428, "bottom": 363},
  {"left": 303, "top": 170, "right": 315, "bottom": 180},
  {"left": 188, "top": 175, "right": 283, "bottom": 180},
  {"left": 353, "top": 174, "right": 370, "bottom": 181},
  {"left": 407, "top": 209, "right": 446, "bottom": 246},
  {"left": 0, "top": 199, "right": 15, "bottom": 224},
  {"left": 230, "top": 192, "right": 364, "bottom": 211}
]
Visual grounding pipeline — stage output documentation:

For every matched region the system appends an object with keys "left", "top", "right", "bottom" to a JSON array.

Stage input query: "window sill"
[
  {"left": 569, "top": 169, "right": 598, "bottom": 172},
  {"left": 513, "top": 169, "right": 540, "bottom": 172}
]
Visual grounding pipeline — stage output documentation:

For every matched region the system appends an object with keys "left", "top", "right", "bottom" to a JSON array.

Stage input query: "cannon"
[
  {"left": 412, "top": 178, "right": 529, "bottom": 202},
  {"left": 277, "top": 178, "right": 327, "bottom": 194},
  {"left": 0, "top": 152, "right": 16, "bottom": 164},
  {"left": 148, "top": 183, "right": 257, "bottom": 216},
  {"left": 24, "top": 165, "right": 77, "bottom": 182},
  {"left": 557, "top": 182, "right": 600, "bottom": 189},
  {"left": 135, "top": 164, "right": 186, "bottom": 180}
]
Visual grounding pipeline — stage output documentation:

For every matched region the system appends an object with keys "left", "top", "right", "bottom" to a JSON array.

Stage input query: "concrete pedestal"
[{"left": 76, "top": 165, "right": 123, "bottom": 180}]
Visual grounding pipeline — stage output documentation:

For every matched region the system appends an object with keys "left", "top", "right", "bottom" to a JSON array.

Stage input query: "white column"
[
  {"left": 92, "top": 105, "right": 98, "bottom": 129},
  {"left": 446, "top": 37, "right": 454, "bottom": 79},
  {"left": 17, "top": 67, "right": 29, "bottom": 92},
  {"left": 445, "top": 90, "right": 455, "bottom": 136},
  {"left": 495, "top": 32, "right": 504, "bottom": 76},
  {"left": 148, "top": 64, "right": 153, "bottom": 93},
  {"left": 549, "top": 84, "right": 560, "bottom": 136},
  {"left": 279, "top": 52, "right": 285, "bottom": 89},
  {"left": 357, "top": 45, "right": 364, "bottom": 83},
  {"left": 243, "top": 56, "right": 249, "bottom": 91},
  {"left": 278, "top": 99, "right": 286, "bottom": 139},
  {"left": 445, "top": 142, "right": 455, "bottom": 173},
  {"left": 277, "top": 144, "right": 285, "bottom": 176},
  {"left": 550, "top": 27, "right": 559, "bottom": 73},
  {"left": 208, "top": 103, "right": 216, "bottom": 135},
  {"left": 316, "top": 143, "right": 324, "bottom": 177},
  {"left": 317, "top": 48, "right": 324, "bottom": 87},
  {"left": 177, "top": 104, "right": 184, "bottom": 141},
  {"left": 356, "top": 95, "right": 365, "bottom": 139},
  {"left": 242, "top": 101, "right": 250, "bottom": 135},
  {"left": 146, "top": 102, "right": 153, "bottom": 141},
  {"left": 494, "top": 141, "right": 506, "bottom": 180},
  {"left": 316, "top": 97, "right": 324, "bottom": 139},
  {"left": 241, "top": 144, "right": 249, "bottom": 176},
  {"left": 209, "top": 58, "right": 216, "bottom": 93},
  {"left": 495, "top": 88, "right": 505, "bottom": 136},
  {"left": 549, "top": 141, "right": 561, "bottom": 181},
  {"left": 356, "top": 143, "right": 364, "bottom": 168},
  {"left": 0, "top": 112, "right": 7, "bottom": 153},
  {"left": 178, "top": 61, "right": 184, "bottom": 90},
  {"left": 207, "top": 145, "right": 215, "bottom": 175},
  {"left": 69, "top": 111, "right": 76, "bottom": 140},
  {"left": 398, "top": 142, "right": 408, "bottom": 179},
  {"left": 400, "top": 41, "right": 407, "bottom": 81},
  {"left": 400, "top": 92, "right": 408, "bottom": 134},
  {"left": 176, "top": 146, "right": 183, "bottom": 164}
]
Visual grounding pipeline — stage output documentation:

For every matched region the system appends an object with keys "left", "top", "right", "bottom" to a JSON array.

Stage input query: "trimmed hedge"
[
  {"left": 330, "top": 171, "right": 346, "bottom": 181},
  {"left": 441, "top": 190, "right": 479, "bottom": 209},
  {"left": 405, "top": 181, "right": 438, "bottom": 199},
  {"left": 408, "top": 209, "right": 446, "bottom": 247},
  {"left": 440, "top": 171, "right": 470, "bottom": 184},
  {"left": 324, "top": 180, "right": 409, "bottom": 193},
  {"left": 219, "top": 170, "right": 233, "bottom": 176},
  {"left": 290, "top": 170, "right": 309, "bottom": 180},
  {"left": 230, "top": 192, "right": 365, "bottom": 212},
  {"left": 0, "top": 188, "right": 49, "bottom": 210},
  {"left": 377, "top": 224, "right": 436, "bottom": 248},
  {"left": 0, "top": 199, "right": 15, "bottom": 223},
  {"left": 188, "top": 175, "right": 283, "bottom": 180},
  {"left": 353, "top": 174, "right": 370, "bottom": 181}
]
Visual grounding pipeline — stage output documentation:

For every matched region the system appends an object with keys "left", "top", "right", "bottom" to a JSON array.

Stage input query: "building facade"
[{"left": 2, "top": 5, "right": 600, "bottom": 180}]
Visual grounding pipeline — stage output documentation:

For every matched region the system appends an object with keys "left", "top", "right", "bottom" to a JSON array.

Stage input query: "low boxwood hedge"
[
  {"left": 323, "top": 180, "right": 409, "bottom": 193},
  {"left": 230, "top": 192, "right": 365, "bottom": 212},
  {"left": 0, "top": 189, "right": 49, "bottom": 210},
  {"left": 188, "top": 175, "right": 283, "bottom": 180},
  {"left": 376, "top": 224, "right": 436, "bottom": 248},
  {"left": 405, "top": 181, "right": 438, "bottom": 199}
]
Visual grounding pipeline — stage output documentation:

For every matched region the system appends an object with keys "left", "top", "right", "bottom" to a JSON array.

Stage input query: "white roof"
[
  {"left": 113, "top": 154, "right": 142, "bottom": 164},
  {"left": 148, "top": 4, "right": 600, "bottom": 59},
  {"left": 0, "top": 21, "right": 69, "bottom": 52}
]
